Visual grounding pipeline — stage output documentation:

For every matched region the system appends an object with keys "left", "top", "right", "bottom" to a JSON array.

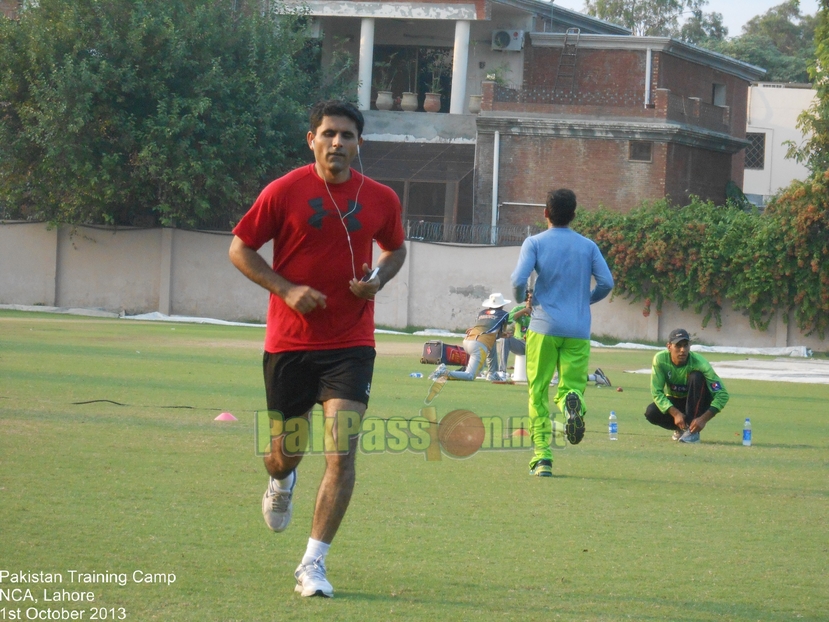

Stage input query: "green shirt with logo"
[{"left": 650, "top": 350, "right": 729, "bottom": 415}]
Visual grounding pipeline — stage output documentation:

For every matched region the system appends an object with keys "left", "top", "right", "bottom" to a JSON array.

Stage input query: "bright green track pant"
[{"left": 525, "top": 331, "right": 590, "bottom": 469}]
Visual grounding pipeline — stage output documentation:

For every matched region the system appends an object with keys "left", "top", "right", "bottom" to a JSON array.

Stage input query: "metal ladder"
[{"left": 553, "top": 28, "right": 580, "bottom": 93}]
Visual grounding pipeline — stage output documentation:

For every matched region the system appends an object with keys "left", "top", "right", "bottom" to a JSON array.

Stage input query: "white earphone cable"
[{"left": 323, "top": 147, "right": 365, "bottom": 281}]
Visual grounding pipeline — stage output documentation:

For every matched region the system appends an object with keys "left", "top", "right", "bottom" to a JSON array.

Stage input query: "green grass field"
[{"left": 1, "top": 311, "right": 827, "bottom": 621}]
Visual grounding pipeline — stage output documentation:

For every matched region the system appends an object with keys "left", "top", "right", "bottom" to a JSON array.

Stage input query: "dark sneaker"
[
  {"left": 564, "top": 392, "right": 585, "bottom": 445},
  {"left": 594, "top": 368, "right": 612, "bottom": 387},
  {"left": 530, "top": 459, "right": 553, "bottom": 477}
]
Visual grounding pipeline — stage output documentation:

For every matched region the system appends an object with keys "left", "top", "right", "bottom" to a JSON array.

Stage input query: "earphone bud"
[
  {"left": 310, "top": 139, "right": 315, "bottom": 147},
  {"left": 357, "top": 145, "right": 360, "bottom": 155}
]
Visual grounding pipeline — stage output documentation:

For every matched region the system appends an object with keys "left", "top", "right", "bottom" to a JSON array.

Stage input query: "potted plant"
[
  {"left": 401, "top": 55, "right": 418, "bottom": 112},
  {"left": 484, "top": 62, "right": 511, "bottom": 87},
  {"left": 424, "top": 49, "right": 452, "bottom": 113},
  {"left": 373, "top": 52, "right": 398, "bottom": 111}
]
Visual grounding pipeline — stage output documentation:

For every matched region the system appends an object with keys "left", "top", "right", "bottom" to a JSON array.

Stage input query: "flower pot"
[
  {"left": 424, "top": 92, "right": 441, "bottom": 113},
  {"left": 401, "top": 92, "right": 418, "bottom": 112},
  {"left": 468, "top": 94, "right": 482, "bottom": 114},
  {"left": 375, "top": 91, "right": 394, "bottom": 111}
]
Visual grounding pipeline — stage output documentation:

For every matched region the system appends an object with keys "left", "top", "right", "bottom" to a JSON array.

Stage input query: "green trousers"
[{"left": 525, "top": 331, "right": 590, "bottom": 469}]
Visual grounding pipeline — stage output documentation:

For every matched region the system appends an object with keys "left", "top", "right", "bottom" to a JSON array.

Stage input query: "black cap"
[{"left": 668, "top": 328, "right": 690, "bottom": 344}]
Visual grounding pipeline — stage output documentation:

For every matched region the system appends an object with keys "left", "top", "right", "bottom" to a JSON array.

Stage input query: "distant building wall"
[
  {"left": 744, "top": 83, "right": 816, "bottom": 205},
  {"left": 476, "top": 131, "right": 670, "bottom": 220},
  {"left": 1, "top": 223, "right": 824, "bottom": 351}
]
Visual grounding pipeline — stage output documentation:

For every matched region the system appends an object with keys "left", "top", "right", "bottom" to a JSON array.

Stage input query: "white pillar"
[
  {"left": 358, "top": 18, "right": 375, "bottom": 111},
  {"left": 449, "top": 20, "right": 471, "bottom": 114},
  {"left": 644, "top": 47, "right": 652, "bottom": 107}
]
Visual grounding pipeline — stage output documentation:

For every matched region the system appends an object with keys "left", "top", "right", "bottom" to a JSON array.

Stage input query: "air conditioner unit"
[{"left": 492, "top": 30, "right": 524, "bottom": 51}]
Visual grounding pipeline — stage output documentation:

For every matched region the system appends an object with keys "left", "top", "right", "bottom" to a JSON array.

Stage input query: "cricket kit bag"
[{"left": 420, "top": 340, "right": 469, "bottom": 366}]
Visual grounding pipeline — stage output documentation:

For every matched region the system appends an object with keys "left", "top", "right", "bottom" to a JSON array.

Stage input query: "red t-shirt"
[{"left": 233, "top": 164, "right": 405, "bottom": 353}]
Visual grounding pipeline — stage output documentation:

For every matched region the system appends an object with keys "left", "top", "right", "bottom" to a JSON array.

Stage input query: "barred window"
[
  {"left": 745, "top": 133, "right": 765, "bottom": 170},
  {"left": 629, "top": 141, "right": 652, "bottom": 162}
]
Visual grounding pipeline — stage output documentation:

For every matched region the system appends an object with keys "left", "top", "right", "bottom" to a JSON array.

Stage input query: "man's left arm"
[
  {"left": 349, "top": 245, "right": 407, "bottom": 299},
  {"left": 589, "top": 246, "right": 614, "bottom": 304}
]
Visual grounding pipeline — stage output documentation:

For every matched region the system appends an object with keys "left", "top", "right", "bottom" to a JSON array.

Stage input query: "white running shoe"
[
  {"left": 428, "top": 363, "right": 448, "bottom": 381},
  {"left": 262, "top": 472, "right": 295, "bottom": 532},
  {"left": 671, "top": 430, "right": 683, "bottom": 441},
  {"left": 294, "top": 556, "right": 334, "bottom": 598}
]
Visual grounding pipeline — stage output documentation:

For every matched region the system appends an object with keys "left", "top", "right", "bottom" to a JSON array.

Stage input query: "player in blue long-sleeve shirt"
[{"left": 512, "top": 189, "right": 613, "bottom": 477}]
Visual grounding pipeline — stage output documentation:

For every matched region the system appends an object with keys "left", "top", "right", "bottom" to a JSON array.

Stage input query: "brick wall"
[
  {"left": 523, "top": 45, "right": 646, "bottom": 106},
  {"left": 1, "top": 0, "right": 20, "bottom": 18},
  {"left": 475, "top": 133, "right": 671, "bottom": 225},
  {"left": 656, "top": 52, "right": 749, "bottom": 188},
  {"left": 664, "top": 143, "right": 732, "bottom": 206}
]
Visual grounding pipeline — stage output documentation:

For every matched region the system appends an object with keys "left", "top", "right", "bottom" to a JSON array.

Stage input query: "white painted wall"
[
  {"left": 744, "top": 83, "right": 816, "bottom": 204},
  {"left": 0, "top": 223, "right": 825, "bottom": 351},
  {"left": 0, "top": 224, "right": 57, "bottom": 305}
]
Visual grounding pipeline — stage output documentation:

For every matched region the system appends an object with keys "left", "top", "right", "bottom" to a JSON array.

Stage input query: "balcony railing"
[{"left": 405, "top": 220, "right": 544, "bottom": 246}]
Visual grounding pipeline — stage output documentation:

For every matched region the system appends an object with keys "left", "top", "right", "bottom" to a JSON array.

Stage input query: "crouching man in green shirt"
[{"left": 645, "top": 328, "right": 729, "bottom": 443}]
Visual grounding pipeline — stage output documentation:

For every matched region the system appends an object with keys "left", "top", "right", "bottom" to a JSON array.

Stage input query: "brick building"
[
  {"left": 477, "top": 33, "right": 764, "bottom": 229},
  {"left": 294, "top": 0, "right": 764, "bottom": 240}
]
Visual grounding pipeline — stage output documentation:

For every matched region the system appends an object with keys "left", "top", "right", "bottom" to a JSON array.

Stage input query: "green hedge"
[{"left": 574, "top": 173, "right": 829, "bottom": 339}]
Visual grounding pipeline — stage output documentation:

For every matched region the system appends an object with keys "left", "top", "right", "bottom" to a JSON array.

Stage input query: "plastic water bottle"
[
  {"left": 608, "top": 411, "right": 618, "bottom": 440},
  {"left": 410, "top": 372, "right": 423, "bottom": 378},
  {"left": 743, "top": 418, "right": 752, "bottom": 446}
]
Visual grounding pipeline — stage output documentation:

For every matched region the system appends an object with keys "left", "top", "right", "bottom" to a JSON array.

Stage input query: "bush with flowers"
[{"left": 574, "top": 180, "right": 829, "bottom": 339}]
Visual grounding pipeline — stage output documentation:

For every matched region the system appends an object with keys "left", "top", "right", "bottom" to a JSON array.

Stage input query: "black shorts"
[{"left": 263, "top": 346, "right": 376, "bottom": 419}]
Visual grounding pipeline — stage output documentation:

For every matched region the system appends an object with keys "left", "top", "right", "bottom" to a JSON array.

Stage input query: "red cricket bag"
[{"left": 420, "top": 340, "right": 469, "bottom": 366}]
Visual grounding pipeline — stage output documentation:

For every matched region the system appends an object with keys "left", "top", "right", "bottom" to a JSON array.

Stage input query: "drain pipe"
[
  {"left": 491, "top": 130, "right": 500, "bottom": 245},
  {"left": 644, "top": 47, "right": 652, "bottom": 107}
]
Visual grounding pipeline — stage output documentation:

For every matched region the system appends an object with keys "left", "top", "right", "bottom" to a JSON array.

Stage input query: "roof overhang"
[
  {"left": 476, "top": 114, "right": 749, "bottom": 154},
  {"left": 283, "top": 1, "right": 480, "bottom": 20},
  {"left": 530, "top": 33, "right": 766, "bottom": 82}
]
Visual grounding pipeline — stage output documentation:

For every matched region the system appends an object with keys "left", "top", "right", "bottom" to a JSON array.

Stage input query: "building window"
[
  {"left": 406, "top": 182, "right": 447, "bottom": 223},
  {"left": 629, "top": 141, "right": 652, "bottom": 162},
  {"left": 712, "top": 83, "right": 726, "bottom": 106},
  {"left": 745, "top": 133, "right": 765, "bottom": 170}
]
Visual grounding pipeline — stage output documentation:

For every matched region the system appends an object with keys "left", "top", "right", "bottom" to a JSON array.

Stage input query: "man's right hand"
[
  {"left": 670, "top": 407, "right": 686, "bottom": 430},
  {"left": 284, "top": 285, "right": 327, "bottom": 314}
]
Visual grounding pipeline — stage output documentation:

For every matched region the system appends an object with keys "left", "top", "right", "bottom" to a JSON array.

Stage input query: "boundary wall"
[{"left": 0, "top": 223, "right": 824, "bottom": 351}]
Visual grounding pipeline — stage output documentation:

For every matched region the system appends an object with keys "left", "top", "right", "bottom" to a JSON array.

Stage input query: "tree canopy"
[
  {"left": 701, "top": 0, "right": 816, "bottom": 83},
  {"left": 788, "top": 0, "right": 829, "bottom": 173},
  {"left": 0, "top": 0, "right": 355, "bottom": 228},
  {"left": 583, "top": 0, "right": 709, "bottom": 36}
]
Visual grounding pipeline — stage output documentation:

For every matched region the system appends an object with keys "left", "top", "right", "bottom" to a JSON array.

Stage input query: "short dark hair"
[
  {"left": 309, "top": 100, "right": 364, "bottom": 137},
  {"left": 545, "top": 188, "right": 577, "bottom": 226}
]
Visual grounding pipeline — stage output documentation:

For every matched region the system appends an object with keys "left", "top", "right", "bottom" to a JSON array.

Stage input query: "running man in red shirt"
[{"left": 229, "top": 100, "right": 406, "bottom": 598}]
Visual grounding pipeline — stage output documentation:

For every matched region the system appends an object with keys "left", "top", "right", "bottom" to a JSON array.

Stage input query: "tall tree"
[
  {"left": 583, "top": 0, "right": 707, "bottom": 36},
  {"left": 742, "top": 0, "right": 816, "bottom": 55},
  {"left": 0, "top": 0, "right": 355, "bottom": 227},
  {"left": 706, "top": 0, "right": 815, "bottom": 83},
  {"left": 787, "top": 0, "right": 829, "bottom": 173},
  {"left": 678, "top": 10, "right": 728, "bottom": 45}
]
